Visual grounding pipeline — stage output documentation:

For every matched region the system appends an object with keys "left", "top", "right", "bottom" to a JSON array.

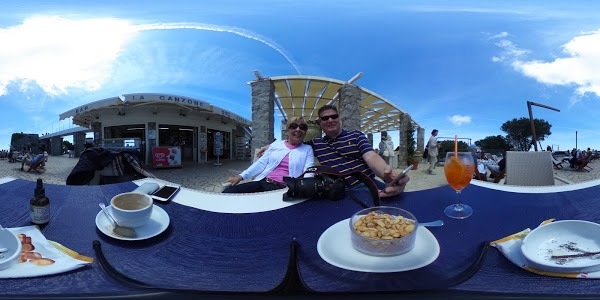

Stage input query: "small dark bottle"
[{"left": 30, "top": 178, "right": 50, "bottom": 225}]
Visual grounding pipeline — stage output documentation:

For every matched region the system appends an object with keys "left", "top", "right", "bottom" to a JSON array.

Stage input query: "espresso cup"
[{"left": 110, "top": 192, "right": 153, "bottom": 228}]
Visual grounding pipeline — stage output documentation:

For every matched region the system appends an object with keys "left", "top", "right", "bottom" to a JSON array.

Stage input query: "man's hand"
[
  {"left": 378, "top": 165, "right": 409, "bottom": 198},
  {"left": 255, "top": 145, "right": 269, "bottom": 158}
]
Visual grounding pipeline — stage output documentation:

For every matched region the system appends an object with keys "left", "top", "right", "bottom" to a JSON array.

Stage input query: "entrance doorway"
[
  {"left": 103, "top": 124, "right": 146, "bottom": 161},
  {"left": 159, "top": 125, "right": 196, "bottom": 162}
]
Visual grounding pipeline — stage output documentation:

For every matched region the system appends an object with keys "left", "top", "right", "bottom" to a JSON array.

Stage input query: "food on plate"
[
  {"left": 15, "top": 233, "right": 55, "bottom": 265},
  {"left": 29, "top": 258, "right": 55, "bottom": 266},
  {"left": 21, "top": 252, "right": 42, "bottom": 260},
  {"left": 21, "top": 243, "right": 35, "bottom": 252}
]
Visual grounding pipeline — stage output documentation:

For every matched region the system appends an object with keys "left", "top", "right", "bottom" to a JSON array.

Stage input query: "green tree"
[
  {"left": 404, "top": 121, "right": 416, "bottom": 163},
  {"left": 439, "top": 140, "right": 469, "bottom": 157},
  {"left": 500, "top": 117, "right": 552, "bottom": 151},
  {"left": 475, "top": 135, "right": 510, "bottom": 151}
]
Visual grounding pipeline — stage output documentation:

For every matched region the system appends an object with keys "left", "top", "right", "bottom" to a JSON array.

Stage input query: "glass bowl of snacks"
[{"left": 349, "top": 206, "right": 418, "bottom": 256}]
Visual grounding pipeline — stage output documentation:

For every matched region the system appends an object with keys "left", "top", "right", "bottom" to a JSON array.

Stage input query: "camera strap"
[{"left": 300, "top": 166, "right": 381, "bottom": 207}]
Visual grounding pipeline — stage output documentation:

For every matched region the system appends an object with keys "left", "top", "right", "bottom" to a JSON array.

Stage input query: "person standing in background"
[
  {"left": 378, "top": 132, "right": 395, "bottom": 164},
  {"left": 427, "top": 129, "right": 440, "bottom": 175},
  {"left": 383, "top": 135, "right": 395, "bottom": 165}
]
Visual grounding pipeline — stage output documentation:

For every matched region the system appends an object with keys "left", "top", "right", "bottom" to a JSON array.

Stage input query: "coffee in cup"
[{"left": 110, "top": 192, "right": 153, "bottom": 228}]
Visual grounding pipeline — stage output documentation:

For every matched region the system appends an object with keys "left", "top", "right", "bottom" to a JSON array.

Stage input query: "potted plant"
[{"left": 405, "top": 122, "right": 419, "bottom": 170}]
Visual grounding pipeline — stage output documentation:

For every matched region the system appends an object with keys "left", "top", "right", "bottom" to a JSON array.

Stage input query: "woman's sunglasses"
[
  {"left": 319, "top": 114, "right": 339, "bottom": 122},
  {"left": 288, "top": 123, "right": 308, "bottom": 131}
]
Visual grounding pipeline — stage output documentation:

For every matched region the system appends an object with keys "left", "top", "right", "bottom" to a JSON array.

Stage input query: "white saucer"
[
  {"left": 317, "top": 218, "right": 440, "bottom": 273},
  {"left": 95, "top": 205, "right": 170, "bottom": 241}
]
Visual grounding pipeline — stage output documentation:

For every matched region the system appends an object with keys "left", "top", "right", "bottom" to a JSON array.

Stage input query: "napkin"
[
  {"left": 0, "top": 226, "right": 93, "bottom": 278},
  {"left": 492, "top": 219, "right": 600, "bottom": 279}
]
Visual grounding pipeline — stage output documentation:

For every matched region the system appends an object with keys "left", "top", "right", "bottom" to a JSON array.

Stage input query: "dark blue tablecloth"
[{"left": 2, "top": 178, "right": 600, "bottom": 297}]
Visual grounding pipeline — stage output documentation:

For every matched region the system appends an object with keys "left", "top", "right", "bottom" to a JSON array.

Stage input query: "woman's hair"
[{"left": 286, "top": 116, "right": 306, "bottom": 127}]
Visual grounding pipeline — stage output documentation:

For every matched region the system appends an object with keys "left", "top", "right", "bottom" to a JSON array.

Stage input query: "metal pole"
[
  {"left": 527, "top": 102, "right": 537, "bottom": 151},
  {"left": 576, "top": 131, "right": 578, "bottom": 150},
  {"left": 527, "top": 101, "right": 560, "bottom": 151}
]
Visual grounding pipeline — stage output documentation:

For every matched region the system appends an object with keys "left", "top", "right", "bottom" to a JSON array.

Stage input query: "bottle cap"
[{"left": 35, "top": 178, "right": 45, "bottom": 197}]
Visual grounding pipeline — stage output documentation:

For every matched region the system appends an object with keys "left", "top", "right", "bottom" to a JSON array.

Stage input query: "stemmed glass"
[{"left": 443, "top": 152, "right": 475, "bottom": 219}]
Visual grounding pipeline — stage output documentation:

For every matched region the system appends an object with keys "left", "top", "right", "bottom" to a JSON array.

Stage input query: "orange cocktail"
[
  {"left": 443, "top": 151, "right": 475, "bottom": 219},
  {"left": 444, "top": 156, "right": 475, "bottom": 191}
]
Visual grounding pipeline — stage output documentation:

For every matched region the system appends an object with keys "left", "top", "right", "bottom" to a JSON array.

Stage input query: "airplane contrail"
[{"left": 135, "top": 22, "right": 301, "bottom": 74}]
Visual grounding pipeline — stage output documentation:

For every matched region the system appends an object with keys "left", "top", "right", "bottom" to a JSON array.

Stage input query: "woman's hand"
[{"left": 226, "top": 175, "right": 243, "bottom": 186}]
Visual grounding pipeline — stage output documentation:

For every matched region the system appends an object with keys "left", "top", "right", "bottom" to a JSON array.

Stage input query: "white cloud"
[
  {"left": 488, "top": 31, "right": 509, "bottom": 40},
  {"left": 0, "top": 16, "right": 136, "bottom": 97},
  {"left": 0, "top": 16, "right": 301, "bottom": 100},
  {"left": 491, "top": 38, "right": 530, "bottom": 62},
  {"left": 448, "top": 115, "right": 471, "bottom": 125},
  {"left": 492, "top": 29, "right": 600, "bottom": 103}
]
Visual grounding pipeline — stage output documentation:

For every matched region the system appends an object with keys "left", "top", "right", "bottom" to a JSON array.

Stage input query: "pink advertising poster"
[{"left": 152, "top": 146, "right": 182, "bottom": 168}]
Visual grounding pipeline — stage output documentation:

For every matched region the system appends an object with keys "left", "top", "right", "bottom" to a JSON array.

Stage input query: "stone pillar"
[
  {"left": 50, "top": 137, "right": 62, "bottom": 156},
  {"left": 367, "top": 133, "right": 373, "bottom": 146},
  {"left": 74, "top": 132, "right": 86, "bottom": 157},
  {"left": 398, "top": 113, "right": 413, "bottom": 167},
  {"left": 417, "top": 127, "right": 425, "bottom": 153},
  {"left": 91, "top": 122, "right": 102, "bottom": 147},
  {"left": 250, "top": 79, "right": 275, "bottom": 151},
  {"left": 338, "top": 83, "right": 361, "bottom": 131}
]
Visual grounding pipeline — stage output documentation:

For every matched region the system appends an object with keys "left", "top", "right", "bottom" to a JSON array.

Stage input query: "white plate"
[
  {"left": 95, "top": 205, "right": 170, "bottom": 241},
  {"left": 317, "top": 218, "right": 440, "bottom": 273},
  {"left": 521, "top": 220, "right": 600, "bottom": 273}
]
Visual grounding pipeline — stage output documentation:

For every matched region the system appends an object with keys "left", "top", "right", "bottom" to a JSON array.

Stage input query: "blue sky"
[{"left": 2, "top": 0, "right": 600, "bottom": 151}]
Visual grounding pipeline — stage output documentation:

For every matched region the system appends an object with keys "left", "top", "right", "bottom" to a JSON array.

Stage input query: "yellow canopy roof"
[{"left": 268, "top": 75, "right": 419, "bottom": 134}]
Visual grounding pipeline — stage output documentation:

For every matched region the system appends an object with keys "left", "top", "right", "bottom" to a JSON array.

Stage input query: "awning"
[
  {"left": 59, "top": 97, "right": 124, "bottom": 121},
  {"left": 122, "top": 93, "right": 213, "bottom": 112},
  {"left": 212, "top": 107, "right": 251, "bottom": 126}
]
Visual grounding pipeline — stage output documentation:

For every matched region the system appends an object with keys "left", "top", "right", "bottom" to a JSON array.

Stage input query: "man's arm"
[
  {"left": 363, "top": 151, "right": 391, "bottom": 179},
  {"left": 362, "top": 151, "right": 409, "bottom": 197},
  {"left": 255, "top": 145, "right": 269, "bottom": 158}
]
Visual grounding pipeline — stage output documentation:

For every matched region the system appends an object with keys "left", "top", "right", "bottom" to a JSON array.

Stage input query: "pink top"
[{"left": 267, "top": 141, "right": 300, "bottom": 184}]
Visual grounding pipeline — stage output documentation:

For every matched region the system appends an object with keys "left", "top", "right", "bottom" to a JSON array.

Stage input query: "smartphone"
[
  {"left": 384, "top": 165, "right": 413, "bottom": 189},
  {"left": 152, "top": 185, "right": 181, "bottom": 202}
]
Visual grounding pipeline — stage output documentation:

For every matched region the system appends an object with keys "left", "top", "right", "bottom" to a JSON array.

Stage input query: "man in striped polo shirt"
[{"left": 306, "top": 105, "right": 408, "bottom": 198}]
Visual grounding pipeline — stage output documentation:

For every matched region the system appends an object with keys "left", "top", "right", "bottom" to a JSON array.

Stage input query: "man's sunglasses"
[
  {"left": 319, "top": 114, "right": 339, "bottom": 122},
  {"left": 288, "top": 123, "right": 308, "bottom": 131}
]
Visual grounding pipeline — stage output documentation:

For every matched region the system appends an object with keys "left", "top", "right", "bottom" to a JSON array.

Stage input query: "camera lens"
[{"left": 283, "top": 175, "right": 345, "bottom": 200}]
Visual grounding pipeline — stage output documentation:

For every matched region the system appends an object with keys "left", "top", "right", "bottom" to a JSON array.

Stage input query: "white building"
[{"left": 57, "top": 93, "right": 251, "bottom": 165}]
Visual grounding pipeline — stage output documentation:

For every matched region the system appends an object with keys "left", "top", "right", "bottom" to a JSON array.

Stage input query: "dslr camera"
[{"left": 283, "top": 173, "right": 346, "bottom": 201}]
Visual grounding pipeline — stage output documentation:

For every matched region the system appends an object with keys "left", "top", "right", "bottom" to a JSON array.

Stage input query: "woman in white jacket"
[{"left": 223, "top": 117, "right": 314, "bottom": 193}]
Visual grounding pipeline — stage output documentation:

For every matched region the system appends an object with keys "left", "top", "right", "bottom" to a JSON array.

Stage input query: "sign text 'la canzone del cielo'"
[{"left": 72, "top": 93, "right": 250, "bottom": 125}]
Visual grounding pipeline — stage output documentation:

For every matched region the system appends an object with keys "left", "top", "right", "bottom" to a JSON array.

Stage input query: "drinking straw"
[{"left": 454, "top": 135, "right": 458, "bottom": 158}]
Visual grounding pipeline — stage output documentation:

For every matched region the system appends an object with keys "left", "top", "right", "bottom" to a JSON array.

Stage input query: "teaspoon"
[
  {"left": 420, "top": 220, "right": 444, "bottom": 227},
  {"left": 98, "top": 203, "right": 136, "bottom": 238}
]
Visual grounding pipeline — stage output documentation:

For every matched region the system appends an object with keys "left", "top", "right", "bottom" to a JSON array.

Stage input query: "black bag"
[{"left": 423, "top": 148, "right": 429, "bottom": 159}]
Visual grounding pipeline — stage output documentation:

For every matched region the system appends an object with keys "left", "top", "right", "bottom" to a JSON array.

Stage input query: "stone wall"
[
  {"left": 250, "top": 80, "right": 275, "bottom": 151},
  {"left": 10, "top": 133, "right": 40, "bottom": 152},
  {"left": 338, "top": 84, "right": 361, "bottom": 131}
]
